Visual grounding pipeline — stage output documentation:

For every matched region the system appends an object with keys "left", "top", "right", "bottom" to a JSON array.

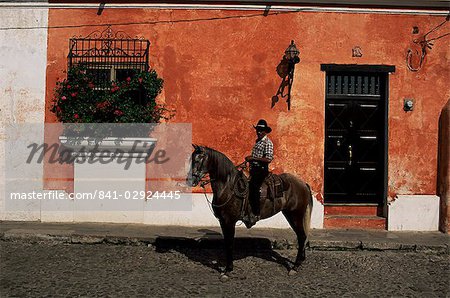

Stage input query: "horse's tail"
[{"left": 304, "top": 183, "right": 313, "bottom": 235}]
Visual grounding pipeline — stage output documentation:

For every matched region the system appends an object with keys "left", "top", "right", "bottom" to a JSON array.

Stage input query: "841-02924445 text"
[
  {"left": 96, "top": 190, "right": 181, "bottom": 200},
  {"left": 9, "top": 190, "right": 182, "bottom": 201}
]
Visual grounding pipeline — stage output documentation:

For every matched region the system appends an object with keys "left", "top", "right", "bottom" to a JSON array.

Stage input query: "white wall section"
[
  {"left": 0, "top": 8, "right": 48, "bottom": 220},
  {"left": 388, "top": 195, "right": 440, "bottom": 231}
]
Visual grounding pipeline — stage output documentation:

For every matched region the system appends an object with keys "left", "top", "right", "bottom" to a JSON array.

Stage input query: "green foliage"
[{"left": 51, "top": 66, "right": 171, "bottom": 137}]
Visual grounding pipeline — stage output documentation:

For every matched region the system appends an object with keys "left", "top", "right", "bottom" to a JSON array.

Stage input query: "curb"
[{"left": 1, "top": 232, "right": 448, "bottom": 254}]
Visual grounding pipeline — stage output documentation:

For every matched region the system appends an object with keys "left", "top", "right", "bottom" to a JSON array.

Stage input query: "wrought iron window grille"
[{"left": 68, "top": 25, "right": 150, "bottom": 88}]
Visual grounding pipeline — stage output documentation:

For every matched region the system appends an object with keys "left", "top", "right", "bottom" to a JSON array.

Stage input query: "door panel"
[{"left": 324, "top": 72, "right": 387, "bottom": 204}]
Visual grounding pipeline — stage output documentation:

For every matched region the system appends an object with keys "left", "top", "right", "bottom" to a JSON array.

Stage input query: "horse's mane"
[{"left": 203, "top": 146, "right": 236, "bottom": 179}]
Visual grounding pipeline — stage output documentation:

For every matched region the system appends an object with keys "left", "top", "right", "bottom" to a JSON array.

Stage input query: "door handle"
[{"left": 348, "top": 145, "right": 352, "bottom": 166}]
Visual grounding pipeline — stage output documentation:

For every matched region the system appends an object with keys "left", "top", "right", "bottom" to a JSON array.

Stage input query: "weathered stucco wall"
[
  {"left": 44, "top": 8, "right": 450, "bottom": 199},
  {"left": 0, "top": 8, "right": 48, "bottom": 220}
]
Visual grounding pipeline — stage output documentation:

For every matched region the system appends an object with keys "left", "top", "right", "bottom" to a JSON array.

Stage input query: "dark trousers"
[{"left": 249, "top": 163, "right": 268, "bottom": 216}]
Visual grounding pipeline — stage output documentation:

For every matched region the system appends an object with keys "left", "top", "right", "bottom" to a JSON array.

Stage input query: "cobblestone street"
[{"left": 1, "top": 240, "right": 448, "bottom": 297}]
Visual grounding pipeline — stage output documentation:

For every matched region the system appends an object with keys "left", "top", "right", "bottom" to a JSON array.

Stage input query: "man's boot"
[
  {"left": 243, "top": 212, "right": 259, "bottom": 229},
  {"left": 244, "top": 197, "right": 260, "bottom": 228}
]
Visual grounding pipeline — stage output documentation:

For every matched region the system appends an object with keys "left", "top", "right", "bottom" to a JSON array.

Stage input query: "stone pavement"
[
  {"left": 2, "top": 242, "right": 449, "bottom": 297},
  {"left": 1, "top": 221, "right": 448, "bottom": 253}
]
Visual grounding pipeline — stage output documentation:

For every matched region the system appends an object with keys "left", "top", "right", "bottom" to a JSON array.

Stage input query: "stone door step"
[{"left": 324, "top": 215, "right": 386, "bottom": 230}]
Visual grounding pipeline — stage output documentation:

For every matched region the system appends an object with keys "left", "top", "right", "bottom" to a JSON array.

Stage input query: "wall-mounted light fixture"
[
  {"left": 284, "top": 40, "right": 300, "bottom": 110},
  {"left": 271, "top": 40, "right": 300, "bottom": 110},
  {"left": 285, "top": 40, "right": 300, "bottom": 64}
]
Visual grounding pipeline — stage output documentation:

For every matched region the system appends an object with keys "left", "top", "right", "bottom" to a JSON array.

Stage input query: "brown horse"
[{"left": 187, "top": 145, "right": 313, "bottom": 279}]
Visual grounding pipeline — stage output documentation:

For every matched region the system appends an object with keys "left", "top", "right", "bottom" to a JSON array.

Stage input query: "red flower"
[
  {"left": 61, "top": 96, "right": 67, "bottom": 101},
  {"left": 138, "top": 78, "right": 143, "bottom": 84},
  {"left": 74, "top": 114, "right": 79, "bottom": 119},
  {"left": 71, "top": 92, "right": 78, "bottom": 97},
  {"left": 114, "top": 109, "right": 124, "bottom": 116},
  {"left": 96, "top": 101, "right": 110, "bottom": 110},
  {"left": 111, "top": 83, "right": 120, "bottom": 93},
  {"left": 126, "top": 77, "right": 132, "bottom": 82},
  {"left": 67, "top": 85, "right": 71, "bottom": 89},
  {"left": 88, "top": 82, "right": 95, "bottom": 89},
  {"left": 56, "top": 106, "right": 61, "bottom": 113}
]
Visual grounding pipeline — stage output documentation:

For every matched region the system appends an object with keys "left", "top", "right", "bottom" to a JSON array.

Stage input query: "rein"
[
  {"left": 199, "top": 161, "right": 249, "bottom": 210},
  {"left": 200, "top": 177, "right": 235, "bottom": 209}
]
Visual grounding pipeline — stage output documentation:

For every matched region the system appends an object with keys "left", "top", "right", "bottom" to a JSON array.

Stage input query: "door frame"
[{"left": 321, "top": 64, "right": 395, "bottom": 206}]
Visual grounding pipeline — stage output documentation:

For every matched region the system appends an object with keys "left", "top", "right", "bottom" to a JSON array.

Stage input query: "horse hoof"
[
  {"left": 220, "top": 273, "right": 230, "bottom": 282},
  {"left": 288, "top": 269, "right": 298, "bottom": 276}
]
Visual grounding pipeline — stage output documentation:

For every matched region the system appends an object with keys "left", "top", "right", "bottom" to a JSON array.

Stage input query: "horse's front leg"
[{"left": 219, "top": 220, "right": 236, "bottom": 275}]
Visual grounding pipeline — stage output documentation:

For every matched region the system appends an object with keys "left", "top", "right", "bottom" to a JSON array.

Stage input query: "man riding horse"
[
  {"left": 245, "top": 119, "right": 274, "bottom": 227},
  {"left": 188, "top": 118, "right": 312, "bottom": 277}
]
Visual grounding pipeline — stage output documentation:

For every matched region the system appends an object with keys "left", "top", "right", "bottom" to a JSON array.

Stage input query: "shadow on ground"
[{"left": 153, "top": 229, "right": 294, "bottom": 272}]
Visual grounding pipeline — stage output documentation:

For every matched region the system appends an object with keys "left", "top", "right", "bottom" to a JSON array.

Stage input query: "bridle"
[
  {"left": 190, "top": 151, "right": 209, "bottom": 187},
  {"left": 191, "top": 151, "right": 223, "bottom": 207}
]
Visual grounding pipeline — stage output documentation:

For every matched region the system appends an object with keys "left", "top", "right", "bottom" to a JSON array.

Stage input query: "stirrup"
[{"left": 243, "top": 214, "right": 260, "bottom": 229}]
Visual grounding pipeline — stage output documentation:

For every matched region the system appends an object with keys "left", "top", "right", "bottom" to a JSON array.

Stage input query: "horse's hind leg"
[{"left": 282, "top": 210, "right": 308, "bottom": 272}]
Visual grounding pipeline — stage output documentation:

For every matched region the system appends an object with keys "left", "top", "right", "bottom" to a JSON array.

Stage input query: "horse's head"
[{"left": 186, "top": 144, "right": 209, "bottom": 187}]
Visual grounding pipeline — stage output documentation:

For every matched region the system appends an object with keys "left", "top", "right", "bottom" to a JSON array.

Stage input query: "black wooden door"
[{"left": 324, "top": 71, "right": 387, "bottom": 204}]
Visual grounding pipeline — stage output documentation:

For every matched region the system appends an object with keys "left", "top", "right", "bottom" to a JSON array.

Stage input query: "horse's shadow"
[{"left": 153, "top": 229, "right": 293, "bottom": 273}]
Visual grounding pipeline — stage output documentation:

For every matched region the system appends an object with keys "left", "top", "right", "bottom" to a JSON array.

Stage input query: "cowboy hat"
[{"left": 253, "top": 119, "right": 272, "bottom": 133}]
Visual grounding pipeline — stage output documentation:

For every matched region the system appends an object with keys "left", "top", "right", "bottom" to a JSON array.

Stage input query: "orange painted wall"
[{"left": 45, "top": 8, "right": 450, "bottom": 196}]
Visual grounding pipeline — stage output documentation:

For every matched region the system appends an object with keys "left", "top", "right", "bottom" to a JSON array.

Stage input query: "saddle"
[
  {"left": 233, "top": 171, "right": 286, "bottom": 202},
  {"left": 235, "top": 170, "right": 287, "bottom": 227},
  {"left": 260, "top": 173, "right": 285, "bottom": 201}
]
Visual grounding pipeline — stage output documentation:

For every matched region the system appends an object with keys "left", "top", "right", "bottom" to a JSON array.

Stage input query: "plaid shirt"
[{"left": 251, "top": 135, "right": 273, "bottom": 162}]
